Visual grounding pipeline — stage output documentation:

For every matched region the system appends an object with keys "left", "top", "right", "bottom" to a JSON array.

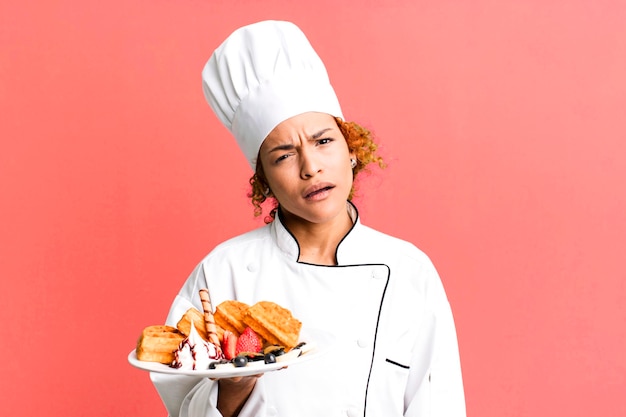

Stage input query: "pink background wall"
[{"left": 1, "top": 1, "right": 625, "bottom": 415}]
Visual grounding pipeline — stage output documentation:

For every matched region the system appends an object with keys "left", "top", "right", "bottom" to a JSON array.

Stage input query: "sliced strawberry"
[
  {"left": 222, "top": 330, "right": 238, "bottom": 360},
  {"left": 235, "top": 327, "right": 262, "bottom": 356}
]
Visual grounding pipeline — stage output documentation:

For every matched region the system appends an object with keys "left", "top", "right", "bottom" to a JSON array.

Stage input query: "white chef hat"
[{"left": 202, "top": 20, "right": 344, "bottom": 170}]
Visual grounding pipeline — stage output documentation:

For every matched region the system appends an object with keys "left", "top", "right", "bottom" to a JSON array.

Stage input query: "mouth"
[{"left": 303, "top": 183, "right": 335, "bottom": 199}]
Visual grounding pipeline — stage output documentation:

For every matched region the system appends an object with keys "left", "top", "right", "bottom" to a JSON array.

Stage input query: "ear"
[{"left": 349, "top": 150, "right": 357, "bottom": 168}]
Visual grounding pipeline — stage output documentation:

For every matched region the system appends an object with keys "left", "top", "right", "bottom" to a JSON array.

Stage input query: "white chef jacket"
[{"left": 151, "top": 203, "right": 466, "bottom": 417}]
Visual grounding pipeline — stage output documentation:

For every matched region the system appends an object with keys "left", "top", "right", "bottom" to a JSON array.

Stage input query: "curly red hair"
[{"left": 248, "top": 117, "right": 386, "bottom": 222}]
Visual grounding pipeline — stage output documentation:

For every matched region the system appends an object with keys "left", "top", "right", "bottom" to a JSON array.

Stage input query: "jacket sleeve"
[
  {"left": 149, "top": 261, "right": 270, "bottom": 417},
  {"left": 149, "top": 263, "right": 208, "bottom": 417},
  {"left": 177, "top": 377, "right": 269, "bottom": 417},
  {"left": 150, "top": 284, "right": 205, "bottom": 416},
  {"left": 404, "top": 260, "right": 466, "bottom": 417}
]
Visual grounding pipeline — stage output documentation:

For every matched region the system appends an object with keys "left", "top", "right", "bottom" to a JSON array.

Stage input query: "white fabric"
[
  {"left": 201, "top": 20, "right": 343, "bottom": 170},
  {"left": 151, "top": 204, "right": 466, "bottom": 417}
]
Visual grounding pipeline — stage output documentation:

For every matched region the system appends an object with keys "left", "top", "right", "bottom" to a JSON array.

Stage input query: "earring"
[
  {"left": 350, "top": 158, "right": 357, "bottom": 168},
  {"left": 262, "top": 186, "right": 271, "bottom": 197}
]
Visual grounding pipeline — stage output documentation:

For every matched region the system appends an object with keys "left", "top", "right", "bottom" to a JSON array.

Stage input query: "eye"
[
  {"left": 317, "top": 137, "right": 333, "bottom": 146},
  {"left": 274, "top": 153, "right": 291, "bottom": 164}
]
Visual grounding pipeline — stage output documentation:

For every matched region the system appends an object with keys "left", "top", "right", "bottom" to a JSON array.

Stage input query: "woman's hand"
[{"left": 216, "top": 375, "right": 262, "bottom": 417}]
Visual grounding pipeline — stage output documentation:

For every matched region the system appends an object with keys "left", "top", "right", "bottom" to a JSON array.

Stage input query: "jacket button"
[
  {"left": 247, "top": 263, "right": 257, "bottom": 272},
  {"left": 371, "top": 270, "right": 383, "bottom": 279},
  {"left": 268, "top": 406, "right": 278, "bottom": 416},
  {"left": 347, "top": 407, "right": 361, "bottom": 417},
  {"left": 357, "top": 339, "right": 368, "bottom": 348}
]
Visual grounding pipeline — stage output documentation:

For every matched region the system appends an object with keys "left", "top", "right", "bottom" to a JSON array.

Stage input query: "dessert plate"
[{"left": 128, "top": 328, "right": 332, "bottom": 378}]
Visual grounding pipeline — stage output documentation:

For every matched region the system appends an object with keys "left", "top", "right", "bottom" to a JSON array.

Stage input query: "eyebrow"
[
  {"left": 267, "top": 128, "right": 333, "bottom": 153},
  {"left": 310, "top": 128, "right": 332, "bottom": 140}
]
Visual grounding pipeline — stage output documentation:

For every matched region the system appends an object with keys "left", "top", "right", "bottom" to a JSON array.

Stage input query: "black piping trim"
[
  {"left": 333, "top": 201, "right": 359, "bottom": 262},
  {"left": 363, "top": 263, "right": 390, "bottom": 417},
  {"left": 276, "top": 206, "right": 303, "bottom": 261},
  {"left": 385, "top": 358, "right": 410, "bottom": 369},
  {"left": 277, "top": 202, "right": 386, "bottom": 417},
  {"left": 276, "top": 201, "right": 360, "bottom": 265},
  {"left": 275, "top": 260, "right": 390, "bottom": 416}
]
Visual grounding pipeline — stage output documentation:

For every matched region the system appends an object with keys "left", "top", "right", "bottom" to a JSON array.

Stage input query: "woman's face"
[{"left": 258, "top": 112, "right": 355, "bottom": 226}]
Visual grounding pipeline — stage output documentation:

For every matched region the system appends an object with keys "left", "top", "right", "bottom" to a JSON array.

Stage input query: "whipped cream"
[{"left": 171, "top": 322, "right": 221, "bottom": 370}]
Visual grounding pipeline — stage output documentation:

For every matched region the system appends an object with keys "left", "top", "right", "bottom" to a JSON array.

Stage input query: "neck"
[{"left": 280, "top": 208, "right": 354, "bottom": 266}]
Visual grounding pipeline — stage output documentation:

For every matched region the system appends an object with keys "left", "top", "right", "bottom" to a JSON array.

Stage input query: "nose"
[{"left": 300, "top": 153, "right": 321, "bottom": 179}]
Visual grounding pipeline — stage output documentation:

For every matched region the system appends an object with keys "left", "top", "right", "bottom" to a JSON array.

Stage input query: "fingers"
[{"left": 210, "top": 374, "right": 263, "bottom": 382}]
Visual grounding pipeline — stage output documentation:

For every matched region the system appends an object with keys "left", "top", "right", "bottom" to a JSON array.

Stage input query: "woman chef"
[{"left": 150, "top": 20, "right": 466, "bottom": 417}]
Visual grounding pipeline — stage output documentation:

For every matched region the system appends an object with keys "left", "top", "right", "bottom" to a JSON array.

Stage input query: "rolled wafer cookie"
[{"left": 199, "top": 288, "right": 222, "bottom": 353}]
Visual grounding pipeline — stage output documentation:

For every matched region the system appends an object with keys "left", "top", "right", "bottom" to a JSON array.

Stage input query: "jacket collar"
[{"left": 271, "top": 201, "right": 362, "bottom": 265}]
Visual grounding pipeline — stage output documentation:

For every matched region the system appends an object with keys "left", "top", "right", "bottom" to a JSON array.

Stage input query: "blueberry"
[
  {"left": 264, "top": 353, "right": 277, "bottom": 364},
  {"left": 233, "top": 356, "right": 248, "bottom": 368},
  {"left": 209, "top": 360, "right": 227, "bottom": 369}
]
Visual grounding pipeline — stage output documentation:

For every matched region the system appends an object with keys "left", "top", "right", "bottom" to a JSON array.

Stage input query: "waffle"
[
  {"left": 214, "top": 300, "right": 249, "bottom": 337},
  {"left": 243, "top": 301, "right": 302, "bottom": 349},
  {"left": 176, "top": 308, "right": 208, "bottom": 340},
  {"left": 136, "top": 325, "right": 185, "bottom": 364}
]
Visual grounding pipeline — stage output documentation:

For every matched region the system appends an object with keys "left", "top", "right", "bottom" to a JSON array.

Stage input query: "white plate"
[{"left": 128, "top": 328, "right": 332, "bottom": 378}]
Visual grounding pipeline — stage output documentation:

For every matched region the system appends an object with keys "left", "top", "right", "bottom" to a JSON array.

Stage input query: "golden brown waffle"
[
  {"left": 176, "top": 308, "right": 208, "bottom": 340},
  {"left": 136, "top": 325, "right": 185, "bottom": 364},
  {"left": 243, "top": 301, "right": 302, "bottom": 349},
  {"left": 214, "top": 300, "right": 249, "bottom": 337}
]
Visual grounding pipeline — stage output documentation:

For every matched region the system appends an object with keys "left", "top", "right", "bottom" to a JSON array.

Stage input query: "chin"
[{"left": 280, "top": 195, "right": 350, "bottom": 225}]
